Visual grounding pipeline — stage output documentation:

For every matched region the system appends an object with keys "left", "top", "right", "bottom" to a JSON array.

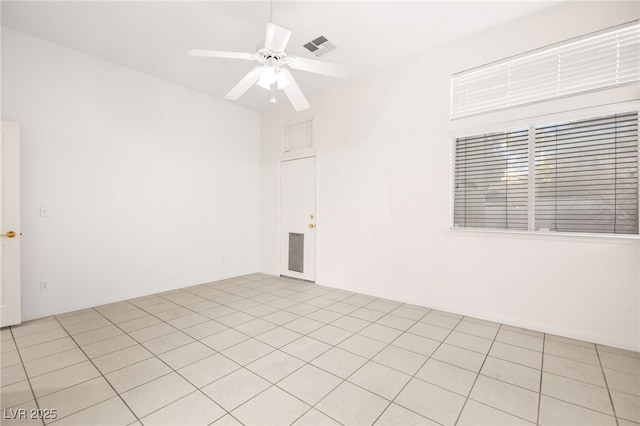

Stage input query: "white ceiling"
[{"left": 1, "top": 1, "right": 561, "bottom": 112}]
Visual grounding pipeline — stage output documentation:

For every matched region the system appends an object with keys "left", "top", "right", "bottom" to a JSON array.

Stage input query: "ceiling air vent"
[{"left": 303, "top": 36, "right": 336, "bottom": 57}]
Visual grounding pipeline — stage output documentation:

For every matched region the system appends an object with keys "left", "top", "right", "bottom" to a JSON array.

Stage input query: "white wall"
[
  {"left": 261, "top": 2, "right": 640, "bottom": 350},
  {"left": 2, "top": 28, "right": 260, "bottom": 320}
]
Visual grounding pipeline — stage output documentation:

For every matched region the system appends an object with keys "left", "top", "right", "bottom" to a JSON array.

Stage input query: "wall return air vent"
[{"left": 303, "top": 36, "right": 337, "bottom": 57}]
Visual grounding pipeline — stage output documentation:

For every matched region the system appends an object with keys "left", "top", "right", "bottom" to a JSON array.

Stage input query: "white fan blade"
[
  {"left": 265, "top": 22, "right": 291, "bottom": 52},
  {"left": 225, "top": 67, "right": 264, "bottom": 100},
  {"left": 279, "top": 69, "right": 310, "bottom": 111},
  {"left": 287, "top": 56, "right": 348, "bottom": 79},
  {"left": 188, "top": 49, "right": 254, "bottom": 60}
]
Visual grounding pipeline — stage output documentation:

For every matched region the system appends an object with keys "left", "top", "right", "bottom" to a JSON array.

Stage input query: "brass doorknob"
[
  {"left": 308, "top": 224, "right": 314, "bottom": 229},
  {"left": 1, "top": 231, "right": 16, "bottom": 238}
]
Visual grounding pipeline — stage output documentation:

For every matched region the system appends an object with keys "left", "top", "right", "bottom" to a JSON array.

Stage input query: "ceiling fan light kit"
[
  {"left": 188, "top": 21, "right": 348, "bottom": 111},
  {"left": 256, "top": 63, "right": 277, "bottom": 89}
]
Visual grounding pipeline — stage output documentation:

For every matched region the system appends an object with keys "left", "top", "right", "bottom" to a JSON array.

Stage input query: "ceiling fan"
[{"left": 188, "top": 22, "right": 348, "bottom": 111}]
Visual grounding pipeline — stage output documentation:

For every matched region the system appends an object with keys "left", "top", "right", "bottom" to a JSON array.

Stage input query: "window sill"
[{"left": 448, "top": 227, "right": 640, "bottom": 243}]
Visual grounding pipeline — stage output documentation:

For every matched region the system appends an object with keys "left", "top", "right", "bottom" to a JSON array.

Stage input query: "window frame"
[
  {"left": 450, "top": 101, "right": 640, "bottom": 239},
  {"left": 283, "top": 116, "right": 314, "bottom": 154}
]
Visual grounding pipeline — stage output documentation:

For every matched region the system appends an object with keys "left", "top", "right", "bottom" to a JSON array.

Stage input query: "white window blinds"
[
  {"left": 454, "top": 128, "right": 529, "bottom": 230},
  {"left": 451, "top": 22, "right": 640, "bottom": 119},
  {"left": 453, "top": 111, "right": 639, "bottom": 235},
  {"left": 535, "top": 112, "right": 639, "bottom": 234}
]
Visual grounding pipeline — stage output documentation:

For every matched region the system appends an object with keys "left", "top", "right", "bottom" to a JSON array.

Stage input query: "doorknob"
[
  {"left": 0, "top": 231, "right": 16, "bottom": 238},
  {"left": 308, "top": 224, "right": 314, "bottom": 229}
]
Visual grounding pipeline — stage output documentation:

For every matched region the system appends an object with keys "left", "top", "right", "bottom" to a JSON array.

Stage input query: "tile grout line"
[
  {"left": 541, "top": 369, "right": 617, "bottom": 392},
  {"left": 9, "top": 275, "right": 638, "bottom": 426},
  {"left": 5, "top": 335, "right": 71, "bottom": 363},
  {"left": 81, "top": 277, "right": 358, "bottom": 422},
  {"left": 5, "top": 284, "right": 475, "bottom": 393},
  {"left": 51, "top": 313, "right": 143, "bottom": 425},
  {"left": 9, "top": 334, "right": 72, "bottom": 353},
  {"left": 68, "top": 294, "right": 262, "bottom": 423},
  {"left": 291, "top": 304, "right": 435, "bottom": 425},
  {"left": 536, "top": 333, "right": 546, "bottom": 426},
  {"left": 538, "top": 348, "right": 626, "bottom": 420},
  {"left": 201, "top": 291, "right": 420, "bottom": 423},
  {"left": 594, "top": 343, "right": 620, "bottom": 426},
  {"left": 463, "top": 334, "right": 549, "bottom": 425},
  {"left": 370, "top": 311, "right": 465, "bottom": 425},
  {"left": 361, "top": 311, "right": 441, "bottom": 425},
  {"left": 203, "top": 295, "right": 390, "bottom": 423},
  {"left": 57, "top": 295, "right": 246, "bottom": 410},
  {"left": 175, "top": 286, "right": 538, "bottom": 425},
  {"left": 452, "top": 322, "right": 502, "bottom": 425},
  {"left": 82, "top": 305, "right": 237, "bottom": 424},
  {"left": 239, "top": 298, "right": 433, "bottom": 425},
  {"left": 6, "top": 327, "right": 45, "bottom": 426},
  {"left": 12, "top": 301, "right": 528, "bottom": 426},
  {"left": 182, "top": 280, "right": 350, "bottom": 423},
  {"left": 7, "top": 319, "right": 62, "bottom": 342},
  {"left": 18, "top": 347, "right": 89, "bottom": 381}
]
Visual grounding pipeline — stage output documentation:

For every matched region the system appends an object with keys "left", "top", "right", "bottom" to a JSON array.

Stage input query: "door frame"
[
  {"left": 1, "top": 121, "right": 21, "bottom": 327},
  {"left": 278, "top": 153, "right": 319, "bottom": 283}
]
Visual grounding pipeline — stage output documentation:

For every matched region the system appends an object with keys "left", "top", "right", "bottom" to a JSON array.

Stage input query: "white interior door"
[
  {"left": 280, "top": 156, "right": 316, "bottom": 281},
  {"left": 1, "top": 122, "right": 21, "bottom": 327}
]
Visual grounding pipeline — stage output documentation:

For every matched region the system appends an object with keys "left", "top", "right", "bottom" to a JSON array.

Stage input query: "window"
[
  {"left": 283, "top": 118, "right": 313, "bottom": 153},
  {"left": 453, "top": 111, "right": 639, "bottom": 235},
  {"left": 535, "top": 113, "right": 638, "bottom": 234},
  {"left": 454, "top": 128, "right": 529, "bottom": 230},
  {"left": 451, "top": 21, "right": 640, "bottom": 119}
]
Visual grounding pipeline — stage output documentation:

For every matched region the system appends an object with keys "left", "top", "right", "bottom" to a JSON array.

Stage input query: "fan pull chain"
[{"left": 270, "top": 83, "right": 277, "bottom": 103}]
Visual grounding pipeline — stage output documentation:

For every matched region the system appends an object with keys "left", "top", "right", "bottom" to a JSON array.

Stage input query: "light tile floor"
[{"left": 1, "top": 274, "right": 639, "bottom": 425}]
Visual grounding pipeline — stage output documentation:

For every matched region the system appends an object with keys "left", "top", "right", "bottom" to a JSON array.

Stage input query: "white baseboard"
[
  {"left": 318, "top": 281, "right": 640, "bottom": 353},
  {"left": 20, "top": 270, "right": 259, "bottom": 323}
]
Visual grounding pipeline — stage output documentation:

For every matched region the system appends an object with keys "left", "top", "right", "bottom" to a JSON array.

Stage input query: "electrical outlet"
[
  {"left": 40, "top": 206, "right": 50, "bottom": 217},
  {"left": 40, "top": 281, "right": 47, "bottom": 291}
]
